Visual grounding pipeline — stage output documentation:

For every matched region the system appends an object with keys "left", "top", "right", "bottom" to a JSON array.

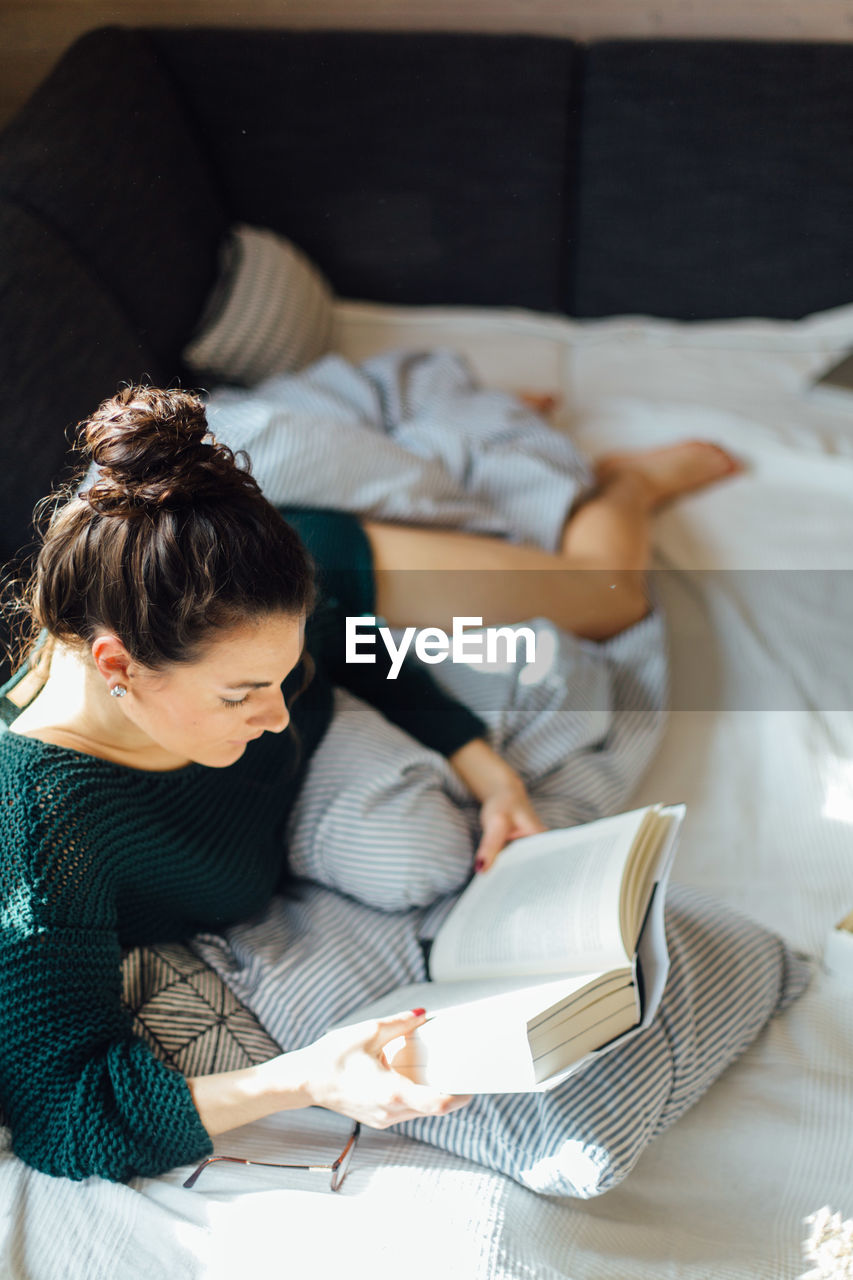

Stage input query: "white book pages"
[{"left": 429, "top": 808, "right": 653, "bottom": 982}]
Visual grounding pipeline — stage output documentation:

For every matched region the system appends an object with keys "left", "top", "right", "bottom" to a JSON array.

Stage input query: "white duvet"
[{"left": 3, "top": 301, "right": 853, "bottom": 1280}]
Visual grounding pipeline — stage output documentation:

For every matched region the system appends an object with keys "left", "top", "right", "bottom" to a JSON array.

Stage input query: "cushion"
[
  {"left": 182, "top": 225, "right": 334, "bottom": 385},
  {"left": 0, "top": 26, "right": 227, "bottom": 366},
  {"left": 122, "top": 942, "right": 281, "bottom": 1077}
]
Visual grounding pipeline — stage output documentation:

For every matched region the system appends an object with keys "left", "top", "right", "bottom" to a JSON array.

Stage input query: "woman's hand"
[
  {"left": 448, "top": 738, "right": 547, "bottom": 873},
  {"left": 291, "top": 1010, "right": 472, "bottom": 1129},
  {"left": 474, "top": 780, "right": 546, "bottom": 872}
]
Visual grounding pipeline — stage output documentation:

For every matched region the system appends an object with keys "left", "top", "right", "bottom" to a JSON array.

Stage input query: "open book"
[{"left": 335, "top": 804, "right": 684, "bottom": 1093}]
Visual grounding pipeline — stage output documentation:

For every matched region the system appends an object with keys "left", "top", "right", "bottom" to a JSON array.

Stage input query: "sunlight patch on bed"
[
  {"left": 187, "top": 1165, "right": 503, "bottom": 1277},
  {"left": 518, "top": 1137, "right": 609, "bottom": 1196},
  {"left": 820, "top": 757, "right": 853, "bottom": 825}
]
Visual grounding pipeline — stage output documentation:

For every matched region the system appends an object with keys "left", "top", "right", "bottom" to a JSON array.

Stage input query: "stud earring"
[{"left": 110, "top": 684, "right": 127, "bottom": 698}]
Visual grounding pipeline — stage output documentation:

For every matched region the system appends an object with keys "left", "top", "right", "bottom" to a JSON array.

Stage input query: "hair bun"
[{"left": 80, "top": 385, "right": 258, "bottom": 515}]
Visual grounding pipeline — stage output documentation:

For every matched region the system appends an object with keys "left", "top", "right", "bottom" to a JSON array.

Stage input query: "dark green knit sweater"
[{"left": 0, "top": 508, "right": 484, "bottom": 1181}]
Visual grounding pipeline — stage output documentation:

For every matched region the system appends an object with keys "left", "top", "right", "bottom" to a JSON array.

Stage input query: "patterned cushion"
[
  {"left": 121, "top": 942, "right": 281, "bottom": 1076},
  {"left": 182, "top": 224, "right": 334, "bottom": 386}
]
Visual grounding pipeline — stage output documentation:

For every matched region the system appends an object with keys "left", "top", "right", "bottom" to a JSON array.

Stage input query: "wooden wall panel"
[{"left": 2, "top": 0, "right": 852, "bottom": 128}]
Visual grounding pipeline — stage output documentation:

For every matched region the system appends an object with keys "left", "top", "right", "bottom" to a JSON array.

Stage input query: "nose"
[{"left": 250, "top": 689, "right": 290, "bottom": 735}]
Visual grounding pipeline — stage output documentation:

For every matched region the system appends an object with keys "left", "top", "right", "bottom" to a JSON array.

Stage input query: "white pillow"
[{"left": 183, "top": 224, "right": 334, "bottom": 385}]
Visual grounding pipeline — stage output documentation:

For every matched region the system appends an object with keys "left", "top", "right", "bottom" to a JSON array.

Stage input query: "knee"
[{"left": 580, "top": 573, "right": 651, "bottom": 641}]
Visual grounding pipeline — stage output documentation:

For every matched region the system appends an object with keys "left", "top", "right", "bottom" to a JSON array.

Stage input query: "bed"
[
  {"left": 1, "top": 296, "right": 851, "bottom": 1279},
  {"left": 2, "top": 25, "right": 853, "bottom": 1280}
]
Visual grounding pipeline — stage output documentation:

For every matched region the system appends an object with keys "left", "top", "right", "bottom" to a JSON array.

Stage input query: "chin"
[{"left": 194, "top": 741, "right": 249, "bottom": 769}]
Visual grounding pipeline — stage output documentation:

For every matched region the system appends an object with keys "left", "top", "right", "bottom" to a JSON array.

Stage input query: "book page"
[
  {"left": 531, "top": 1002, "right": 642, "bottom": 1091},
  {"left": 528, "top": 973, "right": 634, "bottom": 1046},
  {"left": 430, "top": 809, "right": 651, "bottom": 983},
  {"left": 620, "top": 807, "right": 681, "bottom": 947},
  {"left": 532, "top": 986, "right": 639, "bottom": 1082}
]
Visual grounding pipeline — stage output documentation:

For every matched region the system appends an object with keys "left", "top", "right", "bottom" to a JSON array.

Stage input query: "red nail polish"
[
  {"left": 474, "top": 858, "right": 484, "bottom": 872},
  {"left": 412, "top": 1007, "right": 426, "bottom": 1017}
]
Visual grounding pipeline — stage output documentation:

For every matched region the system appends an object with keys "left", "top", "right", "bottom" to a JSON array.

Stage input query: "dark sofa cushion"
[
  {"left": 0, "top": 26, "right": 227, "bottom": 366},
  {"left": 574, "top": 40, "right": 853, "bottom": 320},
  {"left": 0, "top": 199, "right": 164, "bottom": 564},
  {"left": 145, "top": 29, "right": 580, "bottom": 312}
]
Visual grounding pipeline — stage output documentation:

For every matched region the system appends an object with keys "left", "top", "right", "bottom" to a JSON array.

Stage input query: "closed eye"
[{"left": 221, "top": 695, "right": 249, "bottom": 709}]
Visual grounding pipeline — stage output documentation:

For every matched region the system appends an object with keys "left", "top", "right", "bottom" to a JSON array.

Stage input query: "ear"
[{"left": 90, "top": 634, "right": 134, "bottom": 690}]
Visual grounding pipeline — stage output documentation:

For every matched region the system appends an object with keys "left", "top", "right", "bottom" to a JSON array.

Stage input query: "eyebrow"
[{"left": 223, "top": 638, "right": 307, "bottom": 691}]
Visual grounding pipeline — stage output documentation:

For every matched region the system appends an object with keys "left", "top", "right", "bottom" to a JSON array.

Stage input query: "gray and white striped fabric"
[
  {"left": 192, "top": 612, "right": 810, "bottom": 1198},
  {"left": 281, "top": 612, "right": 668, "bottom": 914},
  {"left": 204, "top": 347, "right": 594, "bottom": 552},
  {"left": 183, "top": 225, "right": 334, "bottom": 385},
  {"left": 192, "top": 872, "right": 808, "bottom": 1201}
]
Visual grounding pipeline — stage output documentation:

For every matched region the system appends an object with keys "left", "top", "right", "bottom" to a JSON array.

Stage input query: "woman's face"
[{"left": 110, "top": 611, "right": 305, "bottom": 769}]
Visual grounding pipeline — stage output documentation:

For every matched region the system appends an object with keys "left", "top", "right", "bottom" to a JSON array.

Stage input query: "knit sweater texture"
[{"left": 0, "top": 507, "right": 484, "bottom": 1181}]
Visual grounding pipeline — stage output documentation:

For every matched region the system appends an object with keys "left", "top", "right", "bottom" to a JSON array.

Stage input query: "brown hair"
[{"left": 19, "top": 386, "right": 315, "bottom": 669}]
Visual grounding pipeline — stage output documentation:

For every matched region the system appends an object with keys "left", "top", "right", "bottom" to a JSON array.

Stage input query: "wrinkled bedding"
[{"left": 3, "top": 301, "right": 853, "bottom": 1279}]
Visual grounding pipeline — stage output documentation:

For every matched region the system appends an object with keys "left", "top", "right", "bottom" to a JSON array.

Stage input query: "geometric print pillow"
[{"left": 121, "top": 942, "right": 281, "bottom": 1076}]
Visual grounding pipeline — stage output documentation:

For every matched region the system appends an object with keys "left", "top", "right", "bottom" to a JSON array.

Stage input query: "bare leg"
[
  {"left": 364, "top": 480, "right": 651, "bottom": 641},
  {"left": 560, "top": 472, "right": 652, "bottom": 571},
  {"left": 365, "top": 440, "right": 741, "bottom": 641}
]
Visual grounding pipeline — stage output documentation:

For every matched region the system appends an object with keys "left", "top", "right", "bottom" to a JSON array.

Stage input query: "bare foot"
[{"left": 595, "top": 441, "right": 742, "bottom": 507}]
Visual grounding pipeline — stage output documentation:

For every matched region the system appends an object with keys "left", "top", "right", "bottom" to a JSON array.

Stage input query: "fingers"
[
  {"left": 475, "top": 801, "right": 546, "bottom": 872},
  {"left": 474, "top": 811, "right": 509, "bottom": 873},
  {"left": 515, "top": 808, "right": 547, "bottom": 837},
  {"left": 393, "top": 1085, "right": 473, "bottom": 1121},
  {"left": 371, "top": 1008, "right": 428, "bottom": 1052},
  {"left": 379, "top": 1066, "right": 473, "bottom": 1122},
  {"left": 366, "top": 1010, "right": 473, "bottom": 1124},
  {"left": 369, "top": 1007, "right": 431, "bottom": 1067}
]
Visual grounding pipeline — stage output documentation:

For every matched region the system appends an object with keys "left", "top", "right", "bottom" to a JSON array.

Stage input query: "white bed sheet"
[{"left": 3, "top": 301, "right": 853, "bottom": 1280}]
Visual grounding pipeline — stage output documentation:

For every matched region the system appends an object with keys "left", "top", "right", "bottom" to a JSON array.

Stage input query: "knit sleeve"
[
  {"left": 281, "top": 505, "right": 487, "bottom": 757},
  {"left": 0, "top": 776, "right": 213, "bottom": 1182},
  {"left": 0, "top": 926, "right": 213, "bottom": 1181},
  {"left": 317, "top": 613, "right": 487, "bottom": 757}
]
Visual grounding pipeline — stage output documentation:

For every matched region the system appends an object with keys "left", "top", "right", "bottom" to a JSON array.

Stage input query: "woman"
[{"left": 0, "top": 386, "right": 806, "bottom": 1193}]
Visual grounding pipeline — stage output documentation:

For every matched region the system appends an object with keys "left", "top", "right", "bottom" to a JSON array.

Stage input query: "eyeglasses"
[{"left": 182, "top": 1121, "right": 361, "bottom": 1192}]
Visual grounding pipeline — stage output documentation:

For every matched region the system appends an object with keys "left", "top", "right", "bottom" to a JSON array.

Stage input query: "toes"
[{"left": 697, "top": 442, "right": 743, "bottom": 476}]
